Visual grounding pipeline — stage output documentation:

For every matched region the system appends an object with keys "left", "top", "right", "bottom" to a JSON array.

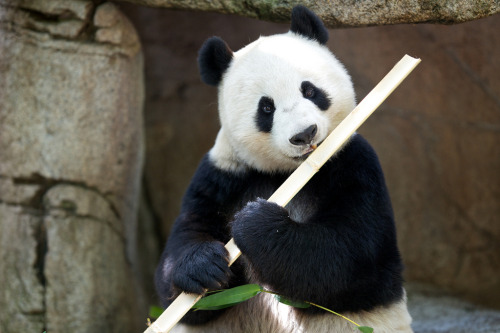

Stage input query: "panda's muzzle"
[
  {"left": 289, "top": 124, "right": 321, "bottom": 160},
  {"left": 289, "top": 124, "right": 317, "bottom": 146}
]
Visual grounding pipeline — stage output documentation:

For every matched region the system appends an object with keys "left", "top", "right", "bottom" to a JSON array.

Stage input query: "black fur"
[
  {"left": 255, "top": 96, "right": 276, "bottom": 133},
  {"left": 301, "top": 81, "right": 331, "bottom": 111},
  {"left": 198, "top": 36, "right": 233, "bottom": 86},
  {"left": 171, "top": 241, "right": 231, "bottom": 295},
  {"left": 290, "top": 5, "right": 329, "bottom": 45},
  {"left": 155, "top": 134, "right": 404, "bottom": 325}
]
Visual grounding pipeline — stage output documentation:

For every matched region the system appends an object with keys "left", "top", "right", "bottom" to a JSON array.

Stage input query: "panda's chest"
[
  {"left": 239, "top": 177, "right": 319, "bottom": 224},
  {"left": 285, "top": 193, "right": 319, "bottom": 223}
]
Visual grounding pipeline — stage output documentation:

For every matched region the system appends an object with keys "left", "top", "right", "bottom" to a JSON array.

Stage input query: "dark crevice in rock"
[
  {"left": 19, "top": 6, "right": 79, "bottom": 23},
  {"left": 13, "top": 173, "right": 58, "bottom": 212},
  {"left": 141, "top": 175, "right": 163, "bottom": 247},
  {"left": 105, "top": 197, "right": 123, "bottom": 221},
  {"left": 33, "top": 219, "right": 47, "bottom": 288},
  {"left": 77, "top": 0, "right": 101, "bottom": 41},
  {"left": 18, "top": 8, "right": 87, "bottom": 40},
  {"left": 13, "top": 172, "right": 122, "bottom": 220}
]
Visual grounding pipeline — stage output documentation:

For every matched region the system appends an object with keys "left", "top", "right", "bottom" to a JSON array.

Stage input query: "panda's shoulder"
[
  {"left": 342, "top": 133, "right": 378, "bottom": 159},
  {"left": 321, "top": 133, "right": 385, "bottom": 182},
  {"left": 328, "top": 134, "right": 380, "bottom": 167},
  {"left": 184, "top": 154, "right": 253, "bottom": 207},
  {"left": 187, "top": 154, "right": 236, "bottom": 193}
]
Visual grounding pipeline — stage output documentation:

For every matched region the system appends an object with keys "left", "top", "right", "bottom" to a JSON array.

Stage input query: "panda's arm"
[
  {"left": 231, "top": 135, "right": 404, "bottom": 313},
  {"left": 155, "top": 155, "right": 247, "bottom": 324}
]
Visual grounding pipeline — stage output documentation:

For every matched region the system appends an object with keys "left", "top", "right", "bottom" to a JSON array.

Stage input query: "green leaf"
[
  {"left": 358, "top": 326, "right": 374, "bottom": 333},
  {"left": 274, "top": 295, "right": 311, "bottom": 308},
  {"left": 149, "top": 305, "right": 164, "bottom": 319},
  {"left": 194, "top": 300, "right": 243, "bottom": 311},
  {"left": 193, "top": 284, "right": 262, "bottom": 311}
]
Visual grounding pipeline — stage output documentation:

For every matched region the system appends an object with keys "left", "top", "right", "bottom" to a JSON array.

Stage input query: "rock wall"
[
  {"left": 118, "top": 0, "right": 500, "bottom": 26},
  {"left": 0, "top": 1, "right": 150, "bottom": 331},
  {"left": 122, "top": 5, "right": 500, "bottom": 309}
]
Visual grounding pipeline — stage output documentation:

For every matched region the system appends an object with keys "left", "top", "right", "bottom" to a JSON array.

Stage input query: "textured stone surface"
[
  {"left": 0, "top": 204, "right": 45, "bottom": 332},
  {"left": 94, "top": 2, "right": 140, "bottom": 46},
  {"left": 44, "top": 185, "right": 135, "bottom": 332},
  {"left": 118, "top": 0, "right": 499, "bottom": 26},
  {"left": 0, "top": 1, "right": 149, "bottom": 332},
  {"left": 8, "top": 0, "right": 93, "bottom": 20},
  {"left": 121, "top": 5, "right": 500, "bottom": 313},
  {"left": 408, "top": 284, "right": 500, "bottom": 332}
]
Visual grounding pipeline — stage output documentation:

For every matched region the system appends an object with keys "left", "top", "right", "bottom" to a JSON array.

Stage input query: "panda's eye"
[
  {"left": 258, "top": 97, "right": 275, "bottom": 114},
  {"left": 305, "top": 86, "right": 315, "bottom": 98}
]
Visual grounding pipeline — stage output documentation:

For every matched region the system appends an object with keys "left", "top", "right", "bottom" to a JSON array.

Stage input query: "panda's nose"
[{"left": 289, "top": 124, "right": 317, "bottom": 146}]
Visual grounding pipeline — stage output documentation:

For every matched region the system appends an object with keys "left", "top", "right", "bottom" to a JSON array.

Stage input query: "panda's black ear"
[
  {"left": 290, "top": 5, "right": 329, "bottom": 45},
  {"left": 198, "top": 36, "right": 234, "bottom": 86}
]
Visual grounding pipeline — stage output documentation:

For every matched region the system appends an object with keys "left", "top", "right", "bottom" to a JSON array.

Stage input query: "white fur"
[
  {"left": 209, "top": 32, "right": 356, "bottom": 173},
  {"left": 172, "top": 290, "right": 413, "bottom": 333}
]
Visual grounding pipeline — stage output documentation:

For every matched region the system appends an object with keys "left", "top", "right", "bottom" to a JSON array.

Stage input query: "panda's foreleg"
[
  {"left": 155, "top": 210, "right": 239, "bottom": 324},
  {"left": 231, "top": 196, "right": 402, "bottom": 314},
  {"left": 231, "top": 197, "right": 342, "bottom": 307}
]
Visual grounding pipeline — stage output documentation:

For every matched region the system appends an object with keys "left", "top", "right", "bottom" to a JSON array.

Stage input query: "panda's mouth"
[{"left": 293, "top": 142, "right": 321, "bottom": 161}]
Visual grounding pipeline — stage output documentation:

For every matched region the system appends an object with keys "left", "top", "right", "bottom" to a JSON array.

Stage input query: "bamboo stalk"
[{"left": 145, "top": 54, "right": 421, "bottom": 333}]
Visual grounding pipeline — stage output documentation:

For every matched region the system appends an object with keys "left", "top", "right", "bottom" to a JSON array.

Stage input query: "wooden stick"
[{"left": 145, "top": 54, "right": 421, "bottom": 333}]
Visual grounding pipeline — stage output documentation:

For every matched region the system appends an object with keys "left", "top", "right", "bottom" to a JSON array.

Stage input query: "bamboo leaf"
[
  {"left": 358, "top": 326, "right": 374, "bottom": 333},
  {"left": 193, "top": 284, "right": 262, "bottom": 311},
  {"left": 149, "top": 305, "right": 164, "bottom": 319},
  {"left": 274, "top": 295, "right": 311, "bottom": 308}
]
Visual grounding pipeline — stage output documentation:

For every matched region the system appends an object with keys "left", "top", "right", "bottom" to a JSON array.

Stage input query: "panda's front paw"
[
  {"left": 232, "top": 198, "right": 290, "bottom": 249},
  {"left": 172, "top": 241, "right": 231, "bottom": 295}
]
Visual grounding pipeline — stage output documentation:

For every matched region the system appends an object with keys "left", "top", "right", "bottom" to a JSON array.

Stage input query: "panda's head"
[{"left": 200, "top": 6, "right": 356, "bottom": 173}]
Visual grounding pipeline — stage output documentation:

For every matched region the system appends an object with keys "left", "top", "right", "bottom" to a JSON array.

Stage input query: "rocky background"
[
  {"left": 0, "top": 0, "right": 499, "bottom": 332},
  {"left": 0, "top": 1, "right": 151, "bottom": 331}
]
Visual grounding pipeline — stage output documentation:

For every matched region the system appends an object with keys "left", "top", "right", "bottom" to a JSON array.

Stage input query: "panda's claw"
[{"left": 172, "top": 241, "right": 231, "bottom": 294}]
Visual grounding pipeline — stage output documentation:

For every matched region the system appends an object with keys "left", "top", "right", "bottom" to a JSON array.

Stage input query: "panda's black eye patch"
[
  {"left": 301, "top": 81, "right": 331, "bottom": 111},
  {"left": 256, "top": 96, "right": 275, "bottom": 133}
]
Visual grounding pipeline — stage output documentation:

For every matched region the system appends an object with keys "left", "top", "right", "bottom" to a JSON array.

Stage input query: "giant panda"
[{"left": 155, "top": 5, "right": 413, "bottom": 333}]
